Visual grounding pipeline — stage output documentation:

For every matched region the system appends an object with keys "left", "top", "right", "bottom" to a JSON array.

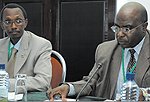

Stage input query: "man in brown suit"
[
  {"left": 46, "top": 2, "right": 149, "bottom": 101},
  {"left": 0, "top": 3, "right": 52, "bottom": 93}
]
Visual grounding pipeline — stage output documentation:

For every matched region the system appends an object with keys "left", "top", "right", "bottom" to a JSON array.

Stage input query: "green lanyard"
[
  {"left": 8, "top": 41, "right": 16, "bottom": 61},
  {"left": 122, "top": 48, "right": 137, "bottom": 82}
]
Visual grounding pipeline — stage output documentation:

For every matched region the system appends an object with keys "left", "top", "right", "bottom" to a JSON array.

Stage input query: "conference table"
[
  {"left": 24, "top": 92, "right": 108, "bottom": 101},
  {"left": 8, "top": 91, "right": 47, "bottom": 101},
  {"left": 22, "top": 91, "right": 48, "bottom": 101},
  {"left": 9, "top": 91, "right": 108, "bottom": 101}
]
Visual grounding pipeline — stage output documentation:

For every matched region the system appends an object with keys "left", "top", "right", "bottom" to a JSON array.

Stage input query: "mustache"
[
  {"left": 117, "top": 37, "right": 127, "bottom": 41},
  {"left": 8, "top": 31, "right": 20, "bottom": 34},
  {"left": 117, "top": 38, "right": 128, "bottom": 44}
]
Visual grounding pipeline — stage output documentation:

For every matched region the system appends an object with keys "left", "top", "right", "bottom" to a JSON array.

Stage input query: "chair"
[{"left": 50, "top": 50, "right": 66, "bottom": 89}]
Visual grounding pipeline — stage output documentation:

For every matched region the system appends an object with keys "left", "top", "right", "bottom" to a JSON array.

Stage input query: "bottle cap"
[
  {"left": 126, "top": 73, "right": 134, "bottom": 80},
  {"left": 0, "top": 64, "right": 5, "bottom": 70}
]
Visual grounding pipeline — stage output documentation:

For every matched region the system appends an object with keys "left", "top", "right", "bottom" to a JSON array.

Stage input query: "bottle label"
[{"left": 0, "top": 89, "right": 8, "bottom": 101}]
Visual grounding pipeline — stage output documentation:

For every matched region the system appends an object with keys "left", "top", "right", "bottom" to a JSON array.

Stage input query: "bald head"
[
  {"left": 116, "top": 2, "right": 147, "bottom": 23},
  {"left": 114, "top": 2, "right": 148, "bottom": 48}
]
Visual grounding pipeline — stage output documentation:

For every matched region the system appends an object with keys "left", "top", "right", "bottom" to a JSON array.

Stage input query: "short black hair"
[{"left": 0, "top": 3, "right": 27, "bottom": 21}]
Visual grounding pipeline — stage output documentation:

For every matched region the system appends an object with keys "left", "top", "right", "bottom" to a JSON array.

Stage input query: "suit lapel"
[
  {"left": 14, "top": 31, "right": 31, "bottom": 75},
  {"left": 135, "top": 31, "right": 150, "bottom": 86},
  {"left": 109, "top": 45, "right": 122, "bottom": 99},
  {"left": 0, "top": 38, "right": 9, "bottom": 63},
  {"left": 96, "top": 40, "right": 122, "bottom": 99}
]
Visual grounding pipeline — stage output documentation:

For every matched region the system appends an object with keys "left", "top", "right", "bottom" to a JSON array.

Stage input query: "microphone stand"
[{"left": 75, "top": 63, "right": 103, "bottom": 101}]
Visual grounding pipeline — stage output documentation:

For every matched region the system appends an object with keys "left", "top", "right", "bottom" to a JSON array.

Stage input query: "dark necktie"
[
  {"left": 5, "top": 48, "right": 18, "bottom": 78},
  {"left": 127, "top": 49, "right": 136, "bottom": 73}
]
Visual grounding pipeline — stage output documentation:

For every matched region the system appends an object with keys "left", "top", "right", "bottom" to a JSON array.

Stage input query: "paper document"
[{"left": 8, "top": 92, "right": 23, "bottom": 101}]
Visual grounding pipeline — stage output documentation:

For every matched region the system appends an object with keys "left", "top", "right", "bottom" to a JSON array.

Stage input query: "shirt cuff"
[{"left": 64, "top": 83, "right": 75, "bottom": 96}]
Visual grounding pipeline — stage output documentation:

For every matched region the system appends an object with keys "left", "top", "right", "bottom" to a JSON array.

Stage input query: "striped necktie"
[{"left": 126, "top": 49, "right": 136, "bottom": 73}]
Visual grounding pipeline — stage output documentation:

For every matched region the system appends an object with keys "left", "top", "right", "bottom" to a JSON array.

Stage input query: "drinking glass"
[{"left": 15, "top": 74, "right": 27, "bottom": 101}]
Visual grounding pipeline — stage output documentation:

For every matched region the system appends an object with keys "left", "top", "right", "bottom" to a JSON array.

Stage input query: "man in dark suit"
[{"left": 46, "top": 2, "right": 149, "bottom": 101}]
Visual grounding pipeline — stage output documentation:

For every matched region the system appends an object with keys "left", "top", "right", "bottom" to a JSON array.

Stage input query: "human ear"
[
  {"left": 142, "top": 22, "right": 148, "bottom": 33},
  {"left": 24, "top": 19, "right": 28, "bottom": 28},
  {"left": 0, "top": 22, "right": 5, "bottom": 30}
]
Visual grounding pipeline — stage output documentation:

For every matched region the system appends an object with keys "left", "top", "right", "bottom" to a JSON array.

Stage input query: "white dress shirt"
[
  {"left": 114, "top": 37, "right": 145, "bottom": 99},
  {"left": 9, "top": 37, "right": 22, "bottom": 58}
]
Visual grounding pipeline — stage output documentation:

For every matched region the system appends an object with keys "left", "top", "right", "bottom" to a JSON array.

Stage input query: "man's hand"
[
  {"left": 46, "top": 84, "right": 70, "bottom": 101},
  {"left": 139, "top": 89, "right": 145, "bottom": 101}
]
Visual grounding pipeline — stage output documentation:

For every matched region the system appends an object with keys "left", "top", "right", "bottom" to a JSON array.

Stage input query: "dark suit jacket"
[{"left": 71, "top": 30, "right": 150, "bottom": 99}]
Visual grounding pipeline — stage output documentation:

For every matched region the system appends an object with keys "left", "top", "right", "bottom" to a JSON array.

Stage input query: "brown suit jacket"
[
  {"left": 0, "top": 30, "right": 52, "bottom": 92},
  {"left": 71, "top": 30, "right": 150, "bottom": 99}
]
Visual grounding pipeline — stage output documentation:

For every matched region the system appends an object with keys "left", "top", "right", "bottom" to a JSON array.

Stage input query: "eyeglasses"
[
  {"left": 3, "top": 19, "right": 25, "bottom": 26},
  {"left": 111, "top": 22, "right": 144, "bottom": 34}
]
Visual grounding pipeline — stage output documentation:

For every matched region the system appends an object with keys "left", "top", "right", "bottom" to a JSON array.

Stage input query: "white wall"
[{"left": 116, "top": 0, "right": 150, "bottom": 29}]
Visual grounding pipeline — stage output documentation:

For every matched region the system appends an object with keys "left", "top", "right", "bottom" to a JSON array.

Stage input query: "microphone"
[{"left": 75, "top": 63, "right": 103, "bottom": 101}]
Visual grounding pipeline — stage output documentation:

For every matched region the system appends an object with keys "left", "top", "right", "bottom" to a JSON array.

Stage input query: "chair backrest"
[{"left": 51, "top": 50, "right": 66, "bottom": 89}]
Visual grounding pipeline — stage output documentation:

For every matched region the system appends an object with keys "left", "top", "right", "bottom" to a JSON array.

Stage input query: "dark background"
[
  {"left": 60, "top": 1, "right": 104, "bottom": 81},
  {"left": 0, "top": 0, "right": 116, "bottom": 82}
]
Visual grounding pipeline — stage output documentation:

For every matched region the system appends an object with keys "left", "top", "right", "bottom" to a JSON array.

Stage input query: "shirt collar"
[
  {"left": 124, "top": 36, "right": 145, "bottom": 57},
  {"left": 10, "top": 37, "right": 22, "bottom": 50}
]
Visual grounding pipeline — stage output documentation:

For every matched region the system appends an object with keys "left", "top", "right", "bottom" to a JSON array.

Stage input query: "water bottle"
[
  {"left": 0, "top": 64, "right": 9, "bottom": 101},
  {"left": 121, "top": 73, "right": 139, "bottom": 101}
]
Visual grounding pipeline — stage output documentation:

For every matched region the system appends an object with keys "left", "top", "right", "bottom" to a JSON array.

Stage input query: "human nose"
[
  {"left": 117, "top": 28, "right": 125, "bottom": 37},
  {"left": 11, "top": 21, "right": 17, "bottom": 28}
]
